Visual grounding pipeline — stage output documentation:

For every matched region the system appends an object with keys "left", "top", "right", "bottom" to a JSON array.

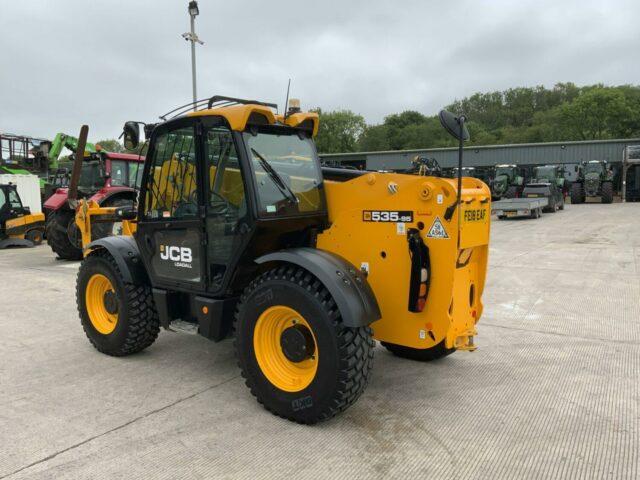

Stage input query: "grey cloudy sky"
[{"left": 1, "top": 0, "right": 638, "bottom": 141}]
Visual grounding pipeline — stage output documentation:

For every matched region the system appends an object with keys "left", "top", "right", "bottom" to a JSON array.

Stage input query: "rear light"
[{"left": 407, "top": 229, "right": 430, "bottom": 312}]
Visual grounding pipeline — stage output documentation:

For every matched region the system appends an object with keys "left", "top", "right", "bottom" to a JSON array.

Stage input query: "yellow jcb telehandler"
[{"left": 74, "top": 95, "right": 491, "bottom": 423}]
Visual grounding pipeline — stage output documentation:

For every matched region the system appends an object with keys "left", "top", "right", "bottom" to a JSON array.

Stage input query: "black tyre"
[
  {"left": 571, "top": 183, "right": 584, "bottom": 204},
  {"left": 543, "top": 197, "right": 555, "bottom": 213},
  {"left": 381, "top": 339, "right": 455, "bottom": 362},
  {"left": 558, "top": 194, "right": 565, "bottom": 210},
  {"left": 497, "top": 215, "right": 506, "bottom": 220},
  {"left": 234, "top": 265, "right": 375, "bottom": 424},
  {"left": 25, "top": 228, "right": 44, "bottom": 245},
  {"left": 601, "top": 182, "right": 613, "bottom": 204},
  {"left": 505, "top": 185, "right": 518, "bottom": 198},
  {"left": 76, "top": 250, "right": 159, "bottom": 356},
  {"left": 46, "top": 208, "right": 82, "bottom": 260}
]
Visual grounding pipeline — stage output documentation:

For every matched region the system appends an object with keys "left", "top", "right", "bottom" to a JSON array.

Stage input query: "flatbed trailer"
[{"left": 492, "top": 197, "right": 548, "bottom": 219}]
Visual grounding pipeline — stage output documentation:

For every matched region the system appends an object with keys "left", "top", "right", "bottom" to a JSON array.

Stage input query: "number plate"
[
  {"left": 527, "top": 194, "right": 540, "bottom": 197},
  {"left": 462, "top": 208, "right": 488, "bottom": 223},
  {"left": 506, "top": 211, "right": 517, "bottom": 217},
  {"left": 363, "top": 210, "right": 413, "bottom": 223}
]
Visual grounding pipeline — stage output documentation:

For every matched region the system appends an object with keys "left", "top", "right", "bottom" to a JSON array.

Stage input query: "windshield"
[
  {"left": 535, "top": 167, "right": 555, "bottom": 181},
  {"left": 495, "top": 167, "right": 514, "bottom": 177},
  {"left": 585, "top": 162, "right": 604, "bottom": 174},
  {"left": 78, "top": 161, "right": 102, "bottom": 190},
  {"left": 245, "top": 129, "right": 325, "bottom": 216}
]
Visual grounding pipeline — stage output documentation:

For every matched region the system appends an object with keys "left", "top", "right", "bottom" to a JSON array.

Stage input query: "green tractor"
[
  {"left": 571, "top": 160, "right": 614, "bottom": 204},
  {"left": 530, "top": 165, "right": 567, "bottom": 210},
  {"left": 491, "top": 164, "right": 524, "bottom": 199}
]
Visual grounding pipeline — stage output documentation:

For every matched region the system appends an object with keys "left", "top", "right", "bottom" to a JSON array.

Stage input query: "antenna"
[{"left": 283, "top": 79, "right": 291, "bottom": 120}]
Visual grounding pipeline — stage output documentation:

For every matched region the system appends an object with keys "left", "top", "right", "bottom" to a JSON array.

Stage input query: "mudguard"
[
  {"left": 86, "top": 235, "right": 148, "bottom": 284},
  {"left": 255, "top": 247, "right": 381, "bottom": 327}
]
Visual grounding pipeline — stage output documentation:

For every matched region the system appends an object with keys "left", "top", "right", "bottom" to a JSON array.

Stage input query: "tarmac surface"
[{"left": 0, "top": 203, "right": 639, "bottom": 479}]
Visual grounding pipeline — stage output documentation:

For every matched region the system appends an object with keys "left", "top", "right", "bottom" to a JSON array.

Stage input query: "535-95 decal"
[{"left": 363, "top": 210, "right": 413, "bottom": 223}]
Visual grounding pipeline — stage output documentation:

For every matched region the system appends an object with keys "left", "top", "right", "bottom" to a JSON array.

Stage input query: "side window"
[
  {"left": 8, "top": 189, "right": 22, "bottom": 208},
  {"left": 129, "top": 163, "right": 141, "bottom": 188},
  {"left": 0, "top": 189, "right": 6, "bottom": 210},
  {"left": 144, "top": 126, "right": 197, "bottom": 219},
  {"left": 110, "top": 160, "right": 127, "bottom": 186},
  {"left": 205, "top": 127, "right": 245, "bottom": 215}
]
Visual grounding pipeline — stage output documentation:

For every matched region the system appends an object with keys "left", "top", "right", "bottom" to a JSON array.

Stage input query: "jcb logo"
[{"left": 159, "top": 245, "right": 192, "bottom": 263}]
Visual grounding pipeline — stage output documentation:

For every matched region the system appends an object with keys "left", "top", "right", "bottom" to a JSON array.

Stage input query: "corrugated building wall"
[{"left": 320, "top": 138, "right": 640, "bottom": 170}]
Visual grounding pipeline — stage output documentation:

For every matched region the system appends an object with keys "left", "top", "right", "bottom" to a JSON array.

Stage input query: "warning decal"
[{"left": 426, "top": 216, "right": 449, "bottom": 239}]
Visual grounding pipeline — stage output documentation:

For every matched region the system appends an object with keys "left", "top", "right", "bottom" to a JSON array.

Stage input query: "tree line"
[
  {"left": 314, "top": 83, "right": 640, "bottom": 154},
  {"left": 92, "top": 83, "right": 640, "bottom": 156}
]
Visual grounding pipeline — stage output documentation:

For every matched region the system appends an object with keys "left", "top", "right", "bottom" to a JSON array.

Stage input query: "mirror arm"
[{"left": 444, "top": 115, "right": 467, "bottom": 223}]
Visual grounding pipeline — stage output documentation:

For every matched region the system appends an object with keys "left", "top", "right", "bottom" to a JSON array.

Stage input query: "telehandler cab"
[{"left": 75, "top": 96, "right": 491, "bottom": 423}]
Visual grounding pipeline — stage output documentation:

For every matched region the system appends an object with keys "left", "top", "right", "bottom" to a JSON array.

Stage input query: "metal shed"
[{"left": 320, "top": 138, "right": 640, "bottom": 171}]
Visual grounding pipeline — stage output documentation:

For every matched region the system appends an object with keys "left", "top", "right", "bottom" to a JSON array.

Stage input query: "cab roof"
[{"left": 164, "top": 95, "right": 319, "bottom": 137}]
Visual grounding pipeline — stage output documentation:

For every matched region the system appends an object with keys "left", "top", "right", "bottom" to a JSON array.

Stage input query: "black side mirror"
[
  {"left": 439, "top": 110, "right": 470, "bottom": 141},
  {"left": 123, "top": 121, "right": 140, "bottom": 150},
  {"left": 23, "top": 206, "right": 31, "bottom": 215}
]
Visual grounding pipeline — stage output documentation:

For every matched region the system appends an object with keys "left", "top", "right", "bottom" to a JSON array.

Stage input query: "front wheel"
[
  {"left": 381, "top": 339, "right": 455, "bottom": 361},
  {"left": 234, "top": 265, "right": 374, "bottom": 424},
  {"left": 601, "top": 182, "right": 613, "bottom": 204},
  {"left": 571, "top": 183, "right": 584, "bottom": 204},
  {"left": 46, "top": 208, "right": 82, "bottom": 260},
  {"left": 25, "top": 228, "right": 44, "bottom": 245},
  {"left": 76, "top": 250, "right": 160, "bottom": 356}
]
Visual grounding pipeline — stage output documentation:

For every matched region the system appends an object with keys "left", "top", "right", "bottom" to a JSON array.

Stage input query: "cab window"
[
  {"left": 110, "top": 160, "right": 128, "bottom": 186},
  {"left": 144, "top": 126, "right": 197, "bottom": 219},
  {"left": 7, "top": 189, "right": 22, "bottom": 208}
]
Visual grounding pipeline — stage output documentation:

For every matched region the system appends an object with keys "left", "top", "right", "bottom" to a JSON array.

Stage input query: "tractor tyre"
[
  {"left": 543, "top": 197, "right": 555, "bottom": 213},
  {"left": 46, "top": 208, "right": 83, "bottom": 260},
  {"left": 571, "top": 183, "right": 584, "bottom": 204},
  {"left": 505, "top": 186, "right": 518, "bottom": 198},
  {"left": 601, "top": 182, "right": 613, "bottom": 204},
  {"left": 381, "top": 339, "right": 455, "bottom": 361},
  {"left": 25, "top": 228, "right": 44, "bottom": 245},
  {"left": 559, "top": 194, "right": 565, "bottom": 210},
  {"left": 76, "top": 250, "right": 159, "bottom": 356},
  {"left": 234, "top": 265, "right": 375, "bottom": 424}
]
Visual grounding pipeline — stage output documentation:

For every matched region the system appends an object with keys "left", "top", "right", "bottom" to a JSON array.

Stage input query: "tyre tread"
[{"left": 233, "top": 265, "right": 374, "bottom": 424}]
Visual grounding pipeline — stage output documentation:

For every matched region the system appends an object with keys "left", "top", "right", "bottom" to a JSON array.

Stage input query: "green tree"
[
  {"left": 313, "top": 109, "right": 366, "bottom": 154},
  {"left": 95, "top": 139, "right": 124, "bottom": 153},
  {"left": 559, "top": 87, "right": 632, "bottom": 140}
]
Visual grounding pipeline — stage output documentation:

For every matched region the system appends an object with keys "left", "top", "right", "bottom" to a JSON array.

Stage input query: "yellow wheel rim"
[
  {"left": 253, "top": 305, "right": 318, "bottom": 392},
  {"left": 85, "top": 273, "right": 119, "bottom": 335}
]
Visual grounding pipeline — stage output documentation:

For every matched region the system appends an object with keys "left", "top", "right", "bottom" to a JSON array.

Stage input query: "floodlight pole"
[{"left": 183, "top": 1, "right": 203, "bottom": 111}]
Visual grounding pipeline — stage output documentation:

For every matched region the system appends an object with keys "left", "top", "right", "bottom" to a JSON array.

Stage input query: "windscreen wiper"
[{"left": 251, "top": 148, "right": 299, "bottom": 204}]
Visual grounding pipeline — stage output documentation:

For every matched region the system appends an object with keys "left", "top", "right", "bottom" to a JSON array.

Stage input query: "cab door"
[
  {"left": 136, "top": 117, "right": 207, "bottom": 291},
  {"left": 201, "top": 118, "right": 252, "bottom": 292}
]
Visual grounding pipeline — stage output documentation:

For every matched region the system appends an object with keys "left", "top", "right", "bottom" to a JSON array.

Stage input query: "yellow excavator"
[{"left": 73, "top": 95, "right": 490, "bottom": 423}]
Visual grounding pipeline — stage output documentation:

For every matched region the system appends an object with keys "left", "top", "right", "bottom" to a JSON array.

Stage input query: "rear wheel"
[
  {"left": 601, "top": 181, "right": 613, "bottom": 204},
  {"left": 46, "top": 208, "right": 82, "bottom": 260},
  {"left": 558, "top": 194, "right": 565, "bottom": 210},
  {"left": 25, "top": 228, "right": 43, "bottom": 245},
  {"left": 381, "top": 339, "right": 455, "bottom": 361},
  {"left": 76, "top": 250, "right": 159, "bottom": 356},
  {"left": 505, "top": 185, "right": 518, "bottom": 198},
  {"left": 544, "top": 197, "right": 555, "bottom": 213},
  {"left": 234, "top": 265, "right": 375, "bottom": 424}
]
